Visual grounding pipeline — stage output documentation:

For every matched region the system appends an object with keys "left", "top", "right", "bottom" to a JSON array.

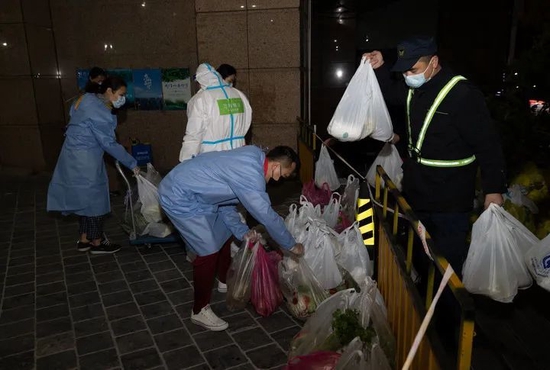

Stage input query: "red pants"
[{"left": 192, "top": 238, "right": 232, "bottom": 314}]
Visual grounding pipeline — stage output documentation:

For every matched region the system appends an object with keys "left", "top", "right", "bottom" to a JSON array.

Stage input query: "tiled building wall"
[{"left": 0, "top": 0, "right": 301, "bottom": 172}]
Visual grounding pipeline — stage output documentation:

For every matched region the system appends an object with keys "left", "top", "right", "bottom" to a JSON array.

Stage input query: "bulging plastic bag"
[
  {"left": 335, "top": 223, "right": 372, "bottom": 284},
  {"left": 463, "top": 204, "right": 538, "bottom": 303},
  {"left": 303, "top": 223, "right": 343, "bottom": 290},
  {"left": 525, "top": 234, "right": 550, "bottom": 292},
  {"left": 137, "top": 175, "right": 163, "bottom": 223},
  {"left": 279, "top": 257, "right": 329, "bottom": 320},
  {"left": 315, "top": 146, "right": 341, "bottom": 191},
  {"left": 327, "top": 58, "right": 393, "bottom": 142},
  {"left": 226, "top": 241, "right": 259, "bottom": 311},
  {"left": 322, "top": 193, "right": 341, "bottom": 229},
  {"left": 251, "top": 246, "right": 283, "bottom": 317},
  {"left": 366, "top": 143, "right": 403, "bottom": 191}
]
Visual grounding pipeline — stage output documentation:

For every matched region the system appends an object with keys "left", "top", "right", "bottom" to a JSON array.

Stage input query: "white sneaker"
[
  {"left": 217, "top": 281, "right": 227, "bottom": 293},
  {"left": 191, "top": 305, "right": 228, "bottom": 331}
]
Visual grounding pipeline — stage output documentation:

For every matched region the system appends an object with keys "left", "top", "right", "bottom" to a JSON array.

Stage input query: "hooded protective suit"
[
  {"left": 179, "top": 63, "right": 252, "bottom": 162},
  {"left": 159, "top": 146, "right": 296, "bottom": 256},
  {"left": 47, "top": 94, "right": 137, "bottom": 217}
]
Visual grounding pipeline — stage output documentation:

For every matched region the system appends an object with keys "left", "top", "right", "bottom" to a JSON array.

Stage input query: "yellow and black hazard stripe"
[{"left": 356, "top": 182, "right": 375, "bottom": 247}]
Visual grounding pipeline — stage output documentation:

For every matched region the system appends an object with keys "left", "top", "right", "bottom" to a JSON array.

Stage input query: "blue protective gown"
[
  {"left": 158, "top": 146, "right": 296, "bottom": 256},
  {"left": 47, "top": 93, "right": 137, "bottom": 217}
]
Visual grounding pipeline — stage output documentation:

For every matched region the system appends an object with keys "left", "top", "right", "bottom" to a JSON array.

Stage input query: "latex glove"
[
  {"left": 484, "top": 193, "right": 504, "bottom": 209},
  {"left": 362, "top": 51, "right": 384, "bottom": 69},
  {"left": 133, "top": 167, "right": 141, "bottom": 176},
  {"left": 244, "top": 229, "right": 261, "bottom": 243},
  {"left": 289, "top": 243, "right": 304, "bottom": 258}
]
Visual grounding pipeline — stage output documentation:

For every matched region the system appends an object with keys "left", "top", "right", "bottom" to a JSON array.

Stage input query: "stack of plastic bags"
[
  {"left": 285, "top": 280, "right": 395, "bottom": 370},
  {"left": 226, "top": 240, "right": 284, "bottom": 317}
]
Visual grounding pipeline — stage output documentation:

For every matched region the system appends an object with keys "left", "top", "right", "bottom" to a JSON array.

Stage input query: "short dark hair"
[
  {"left": 267, "top": 146, "right": 300, "bottom": 172},
  {"left": 98, "top": 76, "right": 127, "bottom": 94},
  {"left": 217, "top": 64, "right": 237, "bottom": 79},
  {"left": 89, "top": 67, "right": 106, "bottom": 80}
]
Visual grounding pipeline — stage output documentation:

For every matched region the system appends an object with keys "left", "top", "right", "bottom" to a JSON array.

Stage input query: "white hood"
[{"left": 195, "top": 63, "right": 225, "bottom": 89}]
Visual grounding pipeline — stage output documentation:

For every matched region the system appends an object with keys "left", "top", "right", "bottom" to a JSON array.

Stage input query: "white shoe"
[
  {"left": 217, "top": 281, "right": 227, "bottom": 293},
  {"left": 191, "top": 305, "right": 228, "bottom": 331}
]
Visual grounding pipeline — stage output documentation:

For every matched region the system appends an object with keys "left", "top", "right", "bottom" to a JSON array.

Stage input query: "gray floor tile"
[
  {"left": 147, "top": 313, "right": 184, "bottom": 335},
  {"left": 0, "top": 333, "right": 35, "bottom": 357},
  {"left": 0, "top": 318, "right": 35, "bottom": 339},
  {"left": 0, "top": 350, "right": 35, "bottom": 370},
  {"left": 116, "top": 330, "right": 155, "bottom": 354},
  {"left": 36, "top": 331, "right": 75, "bottom": 357},
  {"left": 71, "top": 302, "right": 105, "bottom": 322},
  {"left": 202, "top": 344, "right": 248, "bottom": 370},
  {"left": 79, "top": 348, "right": 120, "bottom": 370},
  {"left": 232, "top": 327, "right": 274, "bottom": 351},
  {"left": 140, "top": 300, "right": 175, "bottom": 319},
  {"left": 106, "top": 302, "right": 141, "bottom": 321},
  {"left": 154, "top": 328, "right": 193, "bottom": 353},
  {"left": 37, "top": 303, "right": 70, "bottom": 322},
  {"left": 110, "top": 315, "right": 147, "bottom": 337},
  {"left": 76, "top": 331, "right": 114, "bottom": 355},
  {"left": 154, "top": 269, "right": 184, "bottom": 283},
  {"left": 120, "top": 347, "right": 162, "bottom": 369},
  {"left": 246, "top": 345, "right": 288, "bottom": 369},
  {"left": 74, "top": 316, "right": 109, "bottom": 338},
  {"left": 257, "top": 312, "right": 296, "bottom": 333},
  {"left": 193, "top": 330, "right": 234, "bottom": 352},
  {"left": 37, "top": 317, "right": 72, "bottom": 338},
  {"left": 163, "top": 345, "right": 205, "bottom": 370},
  {"left": 36, "top": 349, "right": 77, "bottom": 370}
]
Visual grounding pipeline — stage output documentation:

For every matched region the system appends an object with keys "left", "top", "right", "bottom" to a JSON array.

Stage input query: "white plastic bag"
[
  {"left": 327, "top": 58, "right": 393, "bottom": 142},
  {"left": 525, "top": 234, "right": 550, "bottom": 292},
  {"left": 144, "top": 163, "right": 162, "bottom": 187},
  {"left": 303, "top": 222, "right": 343, "bottom": 290},
  {"left": 315, "top": 145, "right": 340, "bottom": 191},
  {"left": 142, "top": 222, "right": 173, "bottom": 238},
  {"left": 335, "top": 222, "right": 372, "bottom": 283},
  {"left": 366, "top": 143, "right": 403, "bottom": 190},
  {"left": 463, "top": 204, "right": 537, "bottom": 303},
  {"left": 322, "top": 193, "right": 341, "bottom": 229},
  {"left": 137, "top": 175, "right": 163, "bottom": 223}
]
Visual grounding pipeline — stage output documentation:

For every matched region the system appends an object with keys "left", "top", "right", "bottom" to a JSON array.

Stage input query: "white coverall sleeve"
[
  {"left": 219, "top": 205, "right": 249, "bottom": 241},
  {"left": 240, "top": 92, "right": 253, "bottom": 137},
  {"left": 179, "top": 96, "right": 208, "bottom": 162}
]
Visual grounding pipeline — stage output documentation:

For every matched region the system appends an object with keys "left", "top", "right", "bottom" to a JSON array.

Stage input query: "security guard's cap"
[{"left": 392, "top": 36, "right": 437, "bottom": 72}]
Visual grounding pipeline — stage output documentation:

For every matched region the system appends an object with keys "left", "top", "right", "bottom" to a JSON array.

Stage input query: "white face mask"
[
  {"left": 112, "top": 95, "right": 126, "bottom": 108},
  {"left": 403, "top": 58, "right": 434, "bottom": 88}
]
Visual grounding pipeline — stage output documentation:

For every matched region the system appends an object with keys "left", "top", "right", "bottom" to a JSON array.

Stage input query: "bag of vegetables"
[
  {"left": 288, "top": 287, "right": 395, "bottom": 366},
  {"left": 251, "top": 246, "right": 283, "bottom": 317},
  {"left": 279, "top": 257, "right": 329, "bottom": 320},
  {"left": 226, "top": 241, "right": 259, "bottom": 311}
]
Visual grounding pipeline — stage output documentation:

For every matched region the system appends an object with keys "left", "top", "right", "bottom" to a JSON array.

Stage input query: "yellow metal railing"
[{"left": 373, "top": 165, "right": 475, "bottom": 370}]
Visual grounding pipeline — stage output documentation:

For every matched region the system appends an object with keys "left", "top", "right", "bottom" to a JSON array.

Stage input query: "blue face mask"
[
  {"left": 403, "top": 59, "right": 434, "bottom": 88},
  {"left": 112, "top": 95, "right": 126, "bottom": 108}
]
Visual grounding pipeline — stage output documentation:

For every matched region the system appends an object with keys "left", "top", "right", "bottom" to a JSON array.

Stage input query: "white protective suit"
[{"left": 179, "top": 63, "right": 252, "bottom": 162}]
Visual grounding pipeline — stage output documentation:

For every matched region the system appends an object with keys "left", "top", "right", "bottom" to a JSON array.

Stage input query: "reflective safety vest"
[{"left": 406, "top": 75, "right": 476, "bottom": 168}]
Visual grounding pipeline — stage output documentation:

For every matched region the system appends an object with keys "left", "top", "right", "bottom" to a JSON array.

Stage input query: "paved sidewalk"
[{"left": 0, "top": 174, "right": 303, "bottom": 370}]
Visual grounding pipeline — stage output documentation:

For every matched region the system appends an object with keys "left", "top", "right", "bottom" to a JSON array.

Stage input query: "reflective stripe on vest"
[{"left": 406, "top": 75, "right": 476, "bottom": 168}]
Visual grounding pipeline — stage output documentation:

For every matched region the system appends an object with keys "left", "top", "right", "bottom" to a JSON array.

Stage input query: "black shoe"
[
  {"left": 77, "top": 241, "right": 90, "bottom": 252},
  {"left": 90, "top": 239, "right": 121, "bottom": 255}
]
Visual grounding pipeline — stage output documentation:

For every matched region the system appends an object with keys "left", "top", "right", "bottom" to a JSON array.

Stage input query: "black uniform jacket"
[{"left": 375, "top": 66, "right": 507, "bottom": 212}]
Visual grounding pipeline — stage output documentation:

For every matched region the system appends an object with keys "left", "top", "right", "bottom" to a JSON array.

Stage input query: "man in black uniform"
[{"left": 364, "top": 37, "right": 507, "bottom": 276}]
